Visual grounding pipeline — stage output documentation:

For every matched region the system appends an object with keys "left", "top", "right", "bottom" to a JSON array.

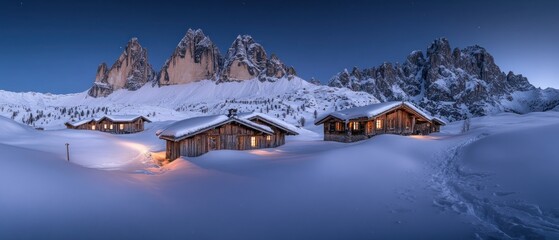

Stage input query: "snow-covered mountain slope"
[
  {"left": 0, "top": 77, "right": 378, "bottom": 129},
  {"left": 329, "top": 38, "right": 559, "bottom": 121}
]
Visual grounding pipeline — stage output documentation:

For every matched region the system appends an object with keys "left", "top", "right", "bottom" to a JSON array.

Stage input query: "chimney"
[{"left": 227, "top": 109, "right": 238, "bottom": 118}]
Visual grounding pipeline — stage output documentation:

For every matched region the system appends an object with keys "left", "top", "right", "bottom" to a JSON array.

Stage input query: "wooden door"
[{"left": 208, "top": 136, "right": 218, "bottom": 150}]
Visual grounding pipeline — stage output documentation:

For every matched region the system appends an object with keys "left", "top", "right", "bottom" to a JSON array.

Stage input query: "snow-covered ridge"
[{"left": 0, "top": 77, "right": 379, "bottom": 129}]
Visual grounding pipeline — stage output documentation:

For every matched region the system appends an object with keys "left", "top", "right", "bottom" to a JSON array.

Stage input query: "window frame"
[
  {"left": 250, "top": 136, "right": 257, "bottom": 148},
  {"left": 376, "top": 119, "right": 383, "bottom": 130}
]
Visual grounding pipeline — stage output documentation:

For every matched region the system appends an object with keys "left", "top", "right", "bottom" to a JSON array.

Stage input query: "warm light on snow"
[
  {"left": 249, "top": 149, "right": 280, "bottom": 156},
  {"left": 408, "top": 135, "right": 443, "bottom": 140},
  {"left": 118, "top": 141, "right": 149, "bottom": 154}
]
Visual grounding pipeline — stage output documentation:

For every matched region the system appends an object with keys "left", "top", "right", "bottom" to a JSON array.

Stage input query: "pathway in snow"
[{"left": 430, "top": 133, "right": 559, "bottom": 239}]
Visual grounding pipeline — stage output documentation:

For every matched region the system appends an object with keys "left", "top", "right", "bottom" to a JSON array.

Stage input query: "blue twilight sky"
[{"left": 0, "top": 0, "right": 557, "bottom": 94}]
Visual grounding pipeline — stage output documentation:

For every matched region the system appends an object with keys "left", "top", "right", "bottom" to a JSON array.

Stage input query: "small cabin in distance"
[
  {"left": 157, "top": 109, "right": 299, "bottom": 160},
  {"left": 65, "top": 119, "right": 98, "bottom": 131},
  {"left": 314, "top": 101, "right": 445, "bottom": 143},
  {"left": 65, "top": 115, "right": 151, "bottom": 134}
]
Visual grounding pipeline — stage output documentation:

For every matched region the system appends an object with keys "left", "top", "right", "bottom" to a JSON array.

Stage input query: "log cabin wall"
[
  {"left": 249, "top": 119, "right": 286, "bottom": 148},
  {"left": 98, "top": 119, "right": 144, "bottom": 134}
]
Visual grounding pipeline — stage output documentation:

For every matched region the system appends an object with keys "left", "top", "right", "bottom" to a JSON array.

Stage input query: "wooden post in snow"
[{"left": 65, "top": 143, "right": 70, "bottom": 162}]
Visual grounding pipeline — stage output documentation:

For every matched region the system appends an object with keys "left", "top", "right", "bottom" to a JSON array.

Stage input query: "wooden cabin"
[
  {"left": 96, "top": 116, "right": 150, "bottom": 134},
  {"left": 237, "top": 112, "right": 299, "bottom": 148},
  {"left": 65, "top": 119, "right": 98, "bottom": 130},
  {"left": 314, "top": 101, "right": 445, "bottom": 143},
  {"left": 65, "top": 115, "right": 150, "bottom": 134},
  {"left": 157, "top": 109, "right": 299, "bottom": 160}
]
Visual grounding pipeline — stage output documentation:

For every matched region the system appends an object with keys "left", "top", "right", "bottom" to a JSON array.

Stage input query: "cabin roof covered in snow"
[
  {"left": 315, "top": 101, "right": 445, "bottom": 125},
  {"left": 98, "top": 115, "right": 151, "bottom": 123},
  {"left": 237, "top": 112, "right": 300, "bottom": 135},
  {"left": 157, "top": 114, "right": 274, "bottom": 141},
  {"left": 65, "top": 115, "right": 150, "bottom": 127},
  {"left": 65, "top": 118, "right": 97, "bottom": 127}
]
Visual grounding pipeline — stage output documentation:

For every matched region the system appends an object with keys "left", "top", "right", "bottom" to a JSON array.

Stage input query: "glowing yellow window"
[
  {"left": 119, "top": 124, "right": 124, "bottom": 130},
  {"left": 103, "top": 124, "right": 108, "bottom": 129},
  {"left": 352, "top": 122, "right": 359, "bottom": 130},
  {"left": 266, "top": 135, "right": 271, "bottom": 141},
  {"left": 250, "top": 136, "right": 257, "bottom": 147},
  {"left": 376, "top": 119, "right": 383, "bottom": 129},
  {"left": 91, "top": 125, "right": 96, "bottom": 130},
  {"left": 110, "top": 124, "right": 113, "bottom": 130},
  {"left": 335, "top": 122, "right": 344, "bottom": 131}
]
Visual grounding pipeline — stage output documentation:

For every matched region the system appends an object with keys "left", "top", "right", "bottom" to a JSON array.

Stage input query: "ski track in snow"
[{"left": 431, "top": 133, "right": 559, "bottom": 239}]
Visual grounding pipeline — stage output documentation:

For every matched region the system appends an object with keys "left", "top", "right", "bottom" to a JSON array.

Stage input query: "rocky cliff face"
[
  {"left": 88, "top": 29, "right": 297, "bottom": 97},
  {"left": 220, "top": 35, "right": 296, "bottom": 82},
  {"left": 329, "top": 38, "right": 558, "bottom": 120},
  {"left": 88, "top": 38, "right": 155, "bottom": 97},
  {"left": 158, "top": 29, "right": 222, "bottom": 86}
]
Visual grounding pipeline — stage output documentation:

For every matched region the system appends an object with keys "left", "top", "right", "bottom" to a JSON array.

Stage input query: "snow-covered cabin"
[
  {"left": 64, "top": 118, "right": 98, "bottom": 131},
  {"left": 65, "top": 115, "right": 151, "bottom": 134},
  {"left": 157, "top": 109, "right": 299, "bottom": 160},
  {"left": 314, "top": 101, "right": 445, "bottom": 142}
]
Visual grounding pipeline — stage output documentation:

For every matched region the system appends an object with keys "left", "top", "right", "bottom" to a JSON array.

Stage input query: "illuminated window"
[
  {"left": 335, "top": 122, "right": 344, "bottom": 131},
  {"left": 104, "top": 124, "right": 108, "bottom": 129},
  {"left": 376, "top": 119, "right": 383, "bottom": 129},
  {"left": 266, "top": 135, "right": 271, "bottom": 141},
  {"left": 110, "top": 124, "right": 113, "bottom": 130},
  {"left": 352, "top": 122, "right": 360, "bottom": 130},
  {"left": 250, "top": 136, "right": 257, "bottom": 147},
  {"left": 91, "top": 125, "right": 96, "bottom": 130},
  {"left": 119, "top": 124, "right": 124, "bottom": 130}
]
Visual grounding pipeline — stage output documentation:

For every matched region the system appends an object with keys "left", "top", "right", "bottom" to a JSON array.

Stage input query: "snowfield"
[{"left": 1, "top": 112, "right": 559, "bottom": 239}]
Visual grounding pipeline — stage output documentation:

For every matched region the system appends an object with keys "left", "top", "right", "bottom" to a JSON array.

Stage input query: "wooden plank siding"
[
  {"left": 97, "top": 118, "right": 145, "bottom": 134},
  {"left": 166, "top": 122, "right": 283, "bottom": 159},
  {"left": 323, "top": 105, "right": 442, "bottom": 143},
  {"left": 65, "top": 118, "right": 146, "bottom": 134}
]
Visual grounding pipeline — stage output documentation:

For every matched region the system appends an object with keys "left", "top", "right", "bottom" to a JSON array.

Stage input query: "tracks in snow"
[{"left": 430, "top": 133, "right": 559, "bottom": 239}]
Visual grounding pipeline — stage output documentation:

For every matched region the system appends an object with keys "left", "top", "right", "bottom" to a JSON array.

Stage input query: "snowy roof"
[
  {"left": 432, "top": 117, "right": 447, "bottom": 125},
  {"left": 65, "top": 115, "right": 150, "bottom": 127},
  {"left": 98, "top": 115, "right": 151, "bottom": 123},
  {"left": 65, "top": 118, "right": 96, "bottom": 127},
  {"left": 157, "top": 114, "right": 273, "bottom": 141},
  {"left": 237, "top": 112, "right": 300, "bottom": 135},
  {"left": 315, "top": 101, "right": 445, "bottom": 125}
]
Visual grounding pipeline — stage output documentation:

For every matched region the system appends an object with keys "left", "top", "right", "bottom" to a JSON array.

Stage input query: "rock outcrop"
[
  {"left": 220, "top": 35, "right": 296, "bottom": 82},
  {"left": 329, "top": 38, "right": 555, "bottom": 120},
  {"left": 309, "top": 77, "right": 322, "bottom": 86},
  {"left": 88, "top": 38, "right": 155, "bottom": 97},
  {"left": 89, "top": 29, "right": 298, "bottom": 97},
  {"left": 158, "top": 29, "right": 222, "bottom": 86}
]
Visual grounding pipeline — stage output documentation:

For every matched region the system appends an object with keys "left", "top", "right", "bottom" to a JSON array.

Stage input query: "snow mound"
[{"left": 0, "top": 116, "right": 32, "bottom": 134}]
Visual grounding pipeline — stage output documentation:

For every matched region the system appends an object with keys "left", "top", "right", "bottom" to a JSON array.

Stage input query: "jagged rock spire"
[
  {"left": 158, "top": 28, "right": 222, "bottom": 86},
  {"left": 88, "top": 37, "right": 155, "bottom": 98},
  {"left": 220, "top": 35, "right": 296, "bottom": 82}
]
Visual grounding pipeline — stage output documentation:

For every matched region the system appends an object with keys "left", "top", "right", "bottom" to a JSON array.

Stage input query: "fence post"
[{"left": 65, "top": 143, "right": 70, "bottom": 162}]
